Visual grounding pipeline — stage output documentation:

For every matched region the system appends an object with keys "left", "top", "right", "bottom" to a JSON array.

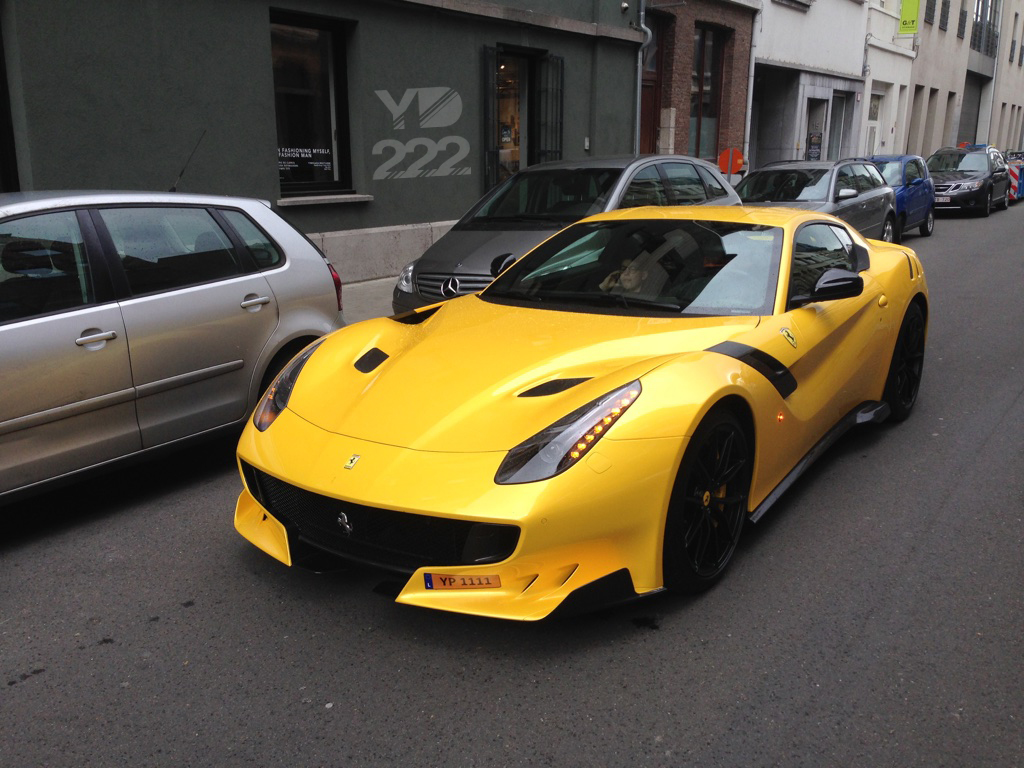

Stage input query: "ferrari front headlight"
[
  {"left": 495, "top": 381, "right": 642, "bottom": 484},
  {"left": 252, "top": 339, "right": 325, "bottom": 432}
]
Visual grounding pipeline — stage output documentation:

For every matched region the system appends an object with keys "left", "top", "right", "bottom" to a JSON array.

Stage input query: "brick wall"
[{"left": 649, "top": 0, "right": 755, "bottom": 163}]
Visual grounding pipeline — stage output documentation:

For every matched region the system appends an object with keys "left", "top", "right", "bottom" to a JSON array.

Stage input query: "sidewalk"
[{"left": 342, "top": 275, "right": 398, "bottom": 324}]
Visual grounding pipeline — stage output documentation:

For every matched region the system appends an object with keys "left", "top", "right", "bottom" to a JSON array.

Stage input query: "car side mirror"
[
  {"left": 910, "top": 177, "right": 924, "bottom": 186},
  {"left": 490, "top": 252, "right": 516, "bottom": 277},
  {"left": 813, "top": 268, "right": 864, "bottom": 301},
  {"left": 790, "top": 268, "right": 864, "bottom": 309},
  {"left": 836, "top": 188, "right": 859, "bottom": 202}
]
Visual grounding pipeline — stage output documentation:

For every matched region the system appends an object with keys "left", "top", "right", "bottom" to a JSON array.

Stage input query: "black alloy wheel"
[
  {"left": 981, "top": 188, "right": 992, "bottom": 217},
  {"left": 883, "top": 302, "right": 926, "bottom": 422},
  {"left": 663, "top": 409, "right": 752, "bottom": 593}
]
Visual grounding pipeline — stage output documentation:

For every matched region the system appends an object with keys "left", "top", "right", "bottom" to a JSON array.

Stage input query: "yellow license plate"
[{"left": 424, "top": 573, "right": 501, "bottom": 590}]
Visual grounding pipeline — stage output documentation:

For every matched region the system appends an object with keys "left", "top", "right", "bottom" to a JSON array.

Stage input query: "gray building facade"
[{"left": 0, "top": 0, "right": 643, "bottom": 282}]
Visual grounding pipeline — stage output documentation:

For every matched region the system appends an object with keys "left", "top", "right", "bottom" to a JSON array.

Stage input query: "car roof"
[
  {"left": 583, "top": 202, "right": 844, "bottom": 229},
  {"left": 754, "top": 160, "right": 840, "bottom": 171},
  {"left": 0, "top": 190, "right": 272, "bottom": 218},
  {"left": 518, "top": 154, "right": 720, "bottom": 173},
  {"left": 867, "top": 154, "right": 924, "bottom": 162}
]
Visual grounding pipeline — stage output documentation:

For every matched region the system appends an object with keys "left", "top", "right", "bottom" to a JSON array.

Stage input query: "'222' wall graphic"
[{"left": 373, "top": 87, "right": 472, "bottom": 180}]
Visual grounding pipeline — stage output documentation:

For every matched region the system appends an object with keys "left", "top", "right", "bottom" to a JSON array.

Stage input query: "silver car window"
[
  {"left": 221, "top": 209, "right": 283, "bottom": 269},
  {"left": 0, "top": 211, "right": 92, "bottom": 324},
  {"left": 662, "top": 162, "right": 708, "bottom": 204},
  {"left": 99, "top": 207, "right": 244, "bottom": 295}
]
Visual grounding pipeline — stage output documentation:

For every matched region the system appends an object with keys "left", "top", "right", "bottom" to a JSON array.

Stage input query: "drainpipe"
[
  {"left": 743, "top": 3, "right": 763, "bottom": 170},
  {"left": 634, "top": 0, "right": 652, "bottom": 155}
]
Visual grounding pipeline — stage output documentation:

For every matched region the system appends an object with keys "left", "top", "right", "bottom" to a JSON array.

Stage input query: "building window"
[
  {"left": 483, "top": 47, "right": 564, "bottom": 191},
  {"left": 925, "top": 0, "right": 936, "bottom": 23},
  {"left": 271, "top": 14, "right": 353, "bottom": 197},
  {"left": 958, "top": 2, "right": 968, "bottom": 37},
  {"left": 690, "top": 26, "right": 725, "bottom": 160},
  {"left": 940, "top": 0, "right": 951, "bottom": 29}
]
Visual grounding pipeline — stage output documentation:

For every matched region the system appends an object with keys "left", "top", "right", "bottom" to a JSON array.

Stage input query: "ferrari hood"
[{"left": 286, "top": 296, "right": 759, "bottom": 452}]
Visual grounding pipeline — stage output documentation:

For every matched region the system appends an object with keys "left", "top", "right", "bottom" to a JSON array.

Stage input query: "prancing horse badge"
[
  {"left": 344, "top": 454, "right": 361, "bottom": 470},
  {"left": 780, "top": 328, "right": 797, "bottom": 348}
]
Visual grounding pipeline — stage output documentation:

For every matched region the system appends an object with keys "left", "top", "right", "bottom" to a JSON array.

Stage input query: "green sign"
[{"left": 900, "top": 0, "right": 919, "bottom": 35}]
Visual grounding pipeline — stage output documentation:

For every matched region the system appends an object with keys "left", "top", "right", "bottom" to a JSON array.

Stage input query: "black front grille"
[
  {"left": 241, "top": 463, "right": 519, "bottom": 574},
  {"left": 416, "top": 271, "right": 493, "bottom": 300}
]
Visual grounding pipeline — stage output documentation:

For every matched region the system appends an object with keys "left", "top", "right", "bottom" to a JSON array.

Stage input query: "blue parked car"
[{"left": 869, "top": 155, "right": 935, "bottom": 241}]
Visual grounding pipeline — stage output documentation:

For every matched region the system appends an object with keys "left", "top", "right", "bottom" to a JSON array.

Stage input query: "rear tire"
[
  {"left": 919, "top": 208, "right": 935, "bottom": 237},
  {"left": 881, "top": 216, "right": 896, "bottom": 243},
  {"left": 663, "top": 409, "right": 752, "bottom": 594},
  {"left": 882, "top": 302, "right": 926, "bottom": 422}
]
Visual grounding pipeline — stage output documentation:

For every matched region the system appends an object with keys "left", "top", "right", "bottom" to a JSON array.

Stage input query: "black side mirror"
[
  {"left": 790, "top": 268, "right": 864, "bottom": 309},
  {"left": 490, "top": 252, "right": 516, "bottom": 277}
]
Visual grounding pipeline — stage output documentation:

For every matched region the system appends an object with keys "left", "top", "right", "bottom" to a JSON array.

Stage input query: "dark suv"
[
  {"left": 735, "top": 159, "right": 897, "bottom": 242},
  {"left": 925, "top": 145, "right": 1009, "bottom": 216}
]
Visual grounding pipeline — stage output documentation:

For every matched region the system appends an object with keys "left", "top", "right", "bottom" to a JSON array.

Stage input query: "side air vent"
[
  {"left": 519, "top": 378, "right": 592, "bottom": 397},
  {"left": 354, "top": 348, "right": 389, "bottom": 373},
  {"left": 391, "top": 306, "right": 440, "bottom": 325}
]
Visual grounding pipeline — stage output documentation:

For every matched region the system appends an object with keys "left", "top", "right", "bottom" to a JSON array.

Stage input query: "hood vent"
[
  {"left": 519, "top": 378, "right": 591, "bottom": 397},
  {"left": 354, "top": 347, "right": 389, "bottom": 373},
  {"left": 391, "top": 306, "right": 440, "bottom": 325}
]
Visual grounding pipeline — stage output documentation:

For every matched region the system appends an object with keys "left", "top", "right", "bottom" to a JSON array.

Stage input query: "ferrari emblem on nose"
[
  {"left": 344, "top": 454, "right": 361, "bottom": 470},
  {"left": 780, "top": 328, "right": 797, "bottom": 348},
  {"left": 337, "top": 512, "right": 353, "bottom": 535}
]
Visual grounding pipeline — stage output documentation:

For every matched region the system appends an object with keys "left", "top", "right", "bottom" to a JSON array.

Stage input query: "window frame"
[{"left": 270, "top": 11, "right": 354, "bottom": 198}]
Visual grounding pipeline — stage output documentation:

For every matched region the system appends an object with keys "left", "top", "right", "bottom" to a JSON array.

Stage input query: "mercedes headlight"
[
  {"left": 495, "top": 381, "right": 641, "bottom": 484},
  {"left": 396, "top": 262, "right": 415, "bottom": 293}
]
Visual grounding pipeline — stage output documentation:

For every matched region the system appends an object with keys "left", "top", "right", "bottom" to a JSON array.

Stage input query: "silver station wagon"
[{"left": 0, "top": 191, "right": 344, "bottom": 502}]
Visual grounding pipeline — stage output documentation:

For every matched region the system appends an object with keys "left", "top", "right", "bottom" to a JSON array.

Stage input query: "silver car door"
[
  {"left": 0, "top": 210, "right": 139, "bottom": 496},
  {"left": 95, "top": 206, "right": 280, "bottom": 448}
]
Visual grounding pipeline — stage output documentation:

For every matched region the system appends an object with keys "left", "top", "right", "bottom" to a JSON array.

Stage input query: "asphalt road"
[{"left": 3, "top": 206, "right": 1022, "bottom": 767}]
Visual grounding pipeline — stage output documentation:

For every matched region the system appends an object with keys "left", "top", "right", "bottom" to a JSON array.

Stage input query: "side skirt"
[{"left": 750, "top": 400, "right": 890, "bottom": 523}]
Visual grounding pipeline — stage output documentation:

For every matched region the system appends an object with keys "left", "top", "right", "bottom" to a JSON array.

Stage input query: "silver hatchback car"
[{"left": 0, "top": 191, "right": 344, "bottom": 502}]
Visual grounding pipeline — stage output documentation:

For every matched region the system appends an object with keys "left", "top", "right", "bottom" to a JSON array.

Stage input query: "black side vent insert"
[
  {"left": 390, "top": 306, "right": 440, "bottom": 325},
  {"left": 519, "top": 378, "right": 592, "bottom": 397},
  {"left": 354, "top": 348, "right": 389, "bottom": 373}
]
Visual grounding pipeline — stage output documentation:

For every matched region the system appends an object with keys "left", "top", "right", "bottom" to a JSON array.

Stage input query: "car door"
[
  {"left": 831, "top": 165, "right": 870, "bottom": 233},
  {"left": 753, "top": 222, "right": 893, "bottom": 450},
  {"left": 902, "top": 158, "right": 925, "bottom": 227},
  {"left": 93, "top": 206, "right": 281, "bottom": 448},
  {"left": 989, "top": 150, "right": 1009, "bottom": 201},
  {"left": 855, "top": 163, "right": 891, "bottom": 239},
  {"left": 0, "top": 209, "right": 139, "bottom": 496}
]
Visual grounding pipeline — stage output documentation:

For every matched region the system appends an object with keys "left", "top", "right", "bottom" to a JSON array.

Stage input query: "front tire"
[
  {"left": 663, "top": 409, "right": 752, "bottom": 593},
  {"left": 980, "top": 189, "right": 992, "bottom": 217},
  {"left": 919, "top": 207, "right": 935, "bottom": 237},
  {"left": 882, "top": 302, "right": 926, "bottom": 422}
]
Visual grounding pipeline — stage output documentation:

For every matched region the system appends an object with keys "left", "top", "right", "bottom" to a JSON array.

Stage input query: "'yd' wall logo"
[{"left": 373, "top": 87, "right": 472, "bottom": 179}]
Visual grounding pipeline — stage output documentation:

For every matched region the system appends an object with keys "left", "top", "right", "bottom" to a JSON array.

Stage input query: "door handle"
[
  {"left": 75, "top": 330, "right": 118, "bottom": 346},
  {"left": 240, "top": 295, "right": 271, "bottom": 309}
]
